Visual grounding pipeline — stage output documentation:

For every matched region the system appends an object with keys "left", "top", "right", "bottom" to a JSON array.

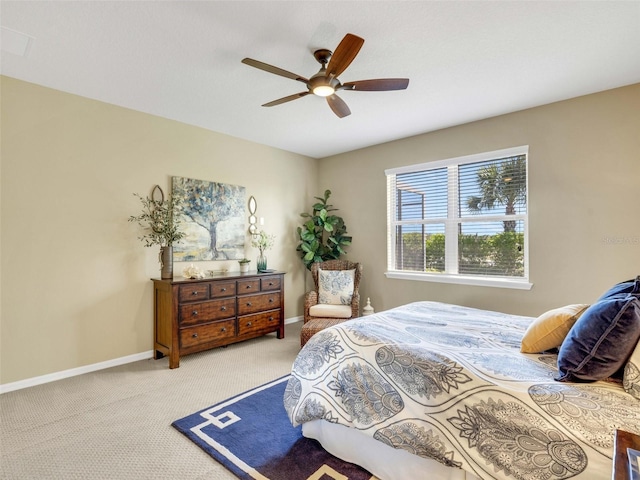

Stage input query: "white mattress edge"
[{"left": 302, "top": 419, "right": 479, "bottom": 480}]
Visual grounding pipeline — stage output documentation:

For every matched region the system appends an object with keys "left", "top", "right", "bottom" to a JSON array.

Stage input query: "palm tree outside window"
[{"left": 386, "top": 146, "right": 530, "bottom": 288}]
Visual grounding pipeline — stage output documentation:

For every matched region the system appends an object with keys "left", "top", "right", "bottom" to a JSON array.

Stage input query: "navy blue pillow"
[
  {"left": 597, "top": 276, "right": 639, "bottom": 301},
  {"left": 556, "top": 290, "right": 640, "bottom": 382}
]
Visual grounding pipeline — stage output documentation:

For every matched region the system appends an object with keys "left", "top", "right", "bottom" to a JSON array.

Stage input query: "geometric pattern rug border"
[
  {"left": 173, "top": 375, "right": 287, "bottom": 479},
  {"left": 172, "top": 374, "right": 374, "bottom": 480}
]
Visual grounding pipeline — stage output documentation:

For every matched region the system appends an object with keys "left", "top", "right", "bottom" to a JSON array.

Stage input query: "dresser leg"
[{"left": 169, "top": 352, "right": 180, "bottom": 369}]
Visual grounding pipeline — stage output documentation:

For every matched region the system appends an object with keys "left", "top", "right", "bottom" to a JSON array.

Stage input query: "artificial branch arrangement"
[{"left": 128, "top": 193, "right": 185, "bottom": 247}]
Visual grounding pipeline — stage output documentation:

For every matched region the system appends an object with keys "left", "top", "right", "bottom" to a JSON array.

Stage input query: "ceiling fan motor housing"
[{"left": 308, "top": 72, "right": 340, "bottom": 96}]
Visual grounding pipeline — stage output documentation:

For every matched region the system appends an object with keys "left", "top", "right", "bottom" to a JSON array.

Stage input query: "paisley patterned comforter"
[{"left": 284, "top": 301, "right": 640, "bottom": 480}]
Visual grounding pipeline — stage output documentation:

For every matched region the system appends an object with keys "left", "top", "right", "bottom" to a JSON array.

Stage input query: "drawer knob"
[
  {"left": 221, "top": 306, "right": 227, "bottom": 311},
  {"left": 192, "top": 291, "right": 199, "bottom": 296},
  {"left": 192, "top": 310, "right": 198, "bottom": 316},
  {"left": 268, "top": 282, "right": 273, "bottom": 286},
  {"left": 221, "top": 288, "right": 226, "bottom": 292},
  {"left": 246, "top": 322, "right": 252, "bottom": 327},
  {"left": 246, "top": 302, "right": 252, "bottom": 307},
  {"left": 221, "top": 327, "right": 227, "bottom": 332},
  {"left": 246, "top": 285, "right": 252, "bottom": 289},
  {"left": 192, "top": 333, "right": 198, "bottom": 338},
  {"left": 269, "top": 298, "right": 274, "bottom": 303},
  {"left": 268, "top": 316, "right": 274, "bottom": 321}
]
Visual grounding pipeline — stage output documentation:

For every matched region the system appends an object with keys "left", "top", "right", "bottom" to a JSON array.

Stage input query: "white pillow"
[{"left": 318, "top": 268, "right": 355, "bottom": 305}]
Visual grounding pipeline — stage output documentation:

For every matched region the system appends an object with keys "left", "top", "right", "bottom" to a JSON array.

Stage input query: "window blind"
[{"left": 387, "top": 146, "right": 528, "bottom": 280}]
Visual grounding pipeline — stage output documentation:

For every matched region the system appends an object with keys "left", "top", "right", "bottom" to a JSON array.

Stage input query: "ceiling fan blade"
[
  {"left": 241, "top": 58, "right": 308, "bottom": 84},
  {"left": 326, "top": 33, "right": 364, "bottom": 78},
  {"left": 262, "top": 91, "right": 310, "bottom": 107},
  {"left": 326, "top": 94, "right": 351, "bottom": 118},
  {"left": 342, "top": 78, "right": 410, "bottom": 91}
]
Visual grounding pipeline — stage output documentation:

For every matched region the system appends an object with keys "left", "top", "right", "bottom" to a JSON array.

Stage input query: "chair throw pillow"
[
  {"left": 624, "top": 340, "right": 640, "bottom": 400},
  {"left": 521, "top": 304, "right": 589, "bottom": 353},
  {"left": 556, "top": 281, "right": 640, "bottom": 382},
  {"left": 318, "top": 268, "right": 355, "bottom": 305}
]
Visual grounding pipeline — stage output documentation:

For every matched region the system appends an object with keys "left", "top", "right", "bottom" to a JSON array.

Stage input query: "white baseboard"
[
  {"left": 1, "top": 317, "right": 303, "bottom": 394},
  {"left": 0, "top": 350, "right": 154, "bottom": 394}
]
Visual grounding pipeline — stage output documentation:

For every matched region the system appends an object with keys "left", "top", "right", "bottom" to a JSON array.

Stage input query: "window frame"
[{"left": 385, "top": 146, "right": 532, "bottom": 290}]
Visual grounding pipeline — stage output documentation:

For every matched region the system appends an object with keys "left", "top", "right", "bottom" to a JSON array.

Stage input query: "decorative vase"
[
  {"left": 239, "top": 262, "right": 250, "bottom": 273},
  {"left": 160, "top": 246, "right": 173, "bottom": 279},
  {"left": 257, "top": 253, "right": 267, "bottom": 272},
  {"left": 363, "top": 298, "right": 375, "bottom": 316}
]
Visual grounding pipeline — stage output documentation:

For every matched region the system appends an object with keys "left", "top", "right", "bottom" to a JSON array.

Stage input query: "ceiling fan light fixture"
[
  {"left": 309, "top": 72, "right": 338, "bottom": 97},
  {"left": 312, "top": 85, "right": 335, "bottom": 97}
]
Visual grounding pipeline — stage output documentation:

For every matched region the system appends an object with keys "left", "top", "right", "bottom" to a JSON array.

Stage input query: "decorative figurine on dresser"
[{"left": 153, "top": 271, "right": 285, "bottom": 368}]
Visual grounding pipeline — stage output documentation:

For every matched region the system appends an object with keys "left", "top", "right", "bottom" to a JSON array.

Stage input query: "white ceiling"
[{"left": 2, "top": 1, "right": 639, "bottom": 159}]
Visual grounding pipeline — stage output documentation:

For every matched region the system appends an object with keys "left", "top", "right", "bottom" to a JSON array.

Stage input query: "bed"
[{"left": 283, "top": 300, "right": 640, "bottom": 480}]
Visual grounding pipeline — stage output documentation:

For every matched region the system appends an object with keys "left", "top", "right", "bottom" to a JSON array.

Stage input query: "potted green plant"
[
  {"left": 238, "top": 258, "right": 251, "bottom": 273},
  {"left": 129, "top": 190, "right": 185, "bottom": 279},
  {"left": 296, "top": 189, "right": 352, "bottom": 270}
]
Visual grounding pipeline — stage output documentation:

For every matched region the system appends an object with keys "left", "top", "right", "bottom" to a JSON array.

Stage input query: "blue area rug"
[{"left": 172, "top": 375, "right": 373, "bottom": 480}]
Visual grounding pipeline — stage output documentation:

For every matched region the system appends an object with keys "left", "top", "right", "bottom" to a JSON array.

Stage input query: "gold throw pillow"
[{"left": 521, "top": 304, "right": 589, "bottom": 353}]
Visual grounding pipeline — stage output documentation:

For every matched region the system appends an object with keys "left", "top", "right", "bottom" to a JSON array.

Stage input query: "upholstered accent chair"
[{"left": 300, "top": 259, "right": 363, "bottom": 347}]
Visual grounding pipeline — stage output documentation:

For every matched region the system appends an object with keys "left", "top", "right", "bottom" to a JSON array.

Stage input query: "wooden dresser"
[{"left": 152, "top": 271, "right": 285, "bottom": 368}]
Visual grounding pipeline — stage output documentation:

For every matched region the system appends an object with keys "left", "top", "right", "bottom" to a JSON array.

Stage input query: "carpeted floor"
[{"left": 0, "top": 321, "right": 303, "bottom": 480}]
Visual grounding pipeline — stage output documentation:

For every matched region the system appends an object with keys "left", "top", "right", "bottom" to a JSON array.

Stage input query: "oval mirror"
[
  {"left": 248, "top": 214, "right": 257, "bottom": 224},
  {"left": 151, "top": 185, "right": 165, "bottom": 204},
  {"left": 248, "top": 196, "right": 257, "bottom": 214}
]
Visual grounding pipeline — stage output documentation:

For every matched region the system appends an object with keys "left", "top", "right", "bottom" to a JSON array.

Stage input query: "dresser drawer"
[
  {"left": 210, "top": 281, "right": 236, "bottom": 298},
  {"left": 179, "top": 298, "right": 236, "bottom": 326},
  {"left": 180, "top": 320, "right": 235, "bottom": 349},
  {"left": 260, "top": 276, "right": 281, "bottom": 292},
  {"left": 237, "top": 279, "right": 260, "bottom": 295},
  {"left": 238, "top": 310, "right": 280, "bottom": 337},
  {"left": 237, "top": 292, "right": 280, "bottom": 316},
  {"left": 179, "top": 283, "right": 209, "bottom": 303}
]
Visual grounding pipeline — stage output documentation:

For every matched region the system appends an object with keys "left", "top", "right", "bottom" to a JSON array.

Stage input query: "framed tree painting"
[{"left": 172, "top": 176, "right": 246, "bottom": 261}]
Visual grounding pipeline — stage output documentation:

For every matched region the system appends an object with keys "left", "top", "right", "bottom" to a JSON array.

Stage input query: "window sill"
[{"left": 384, "top": 271, "right": 533, "bottom": 290}]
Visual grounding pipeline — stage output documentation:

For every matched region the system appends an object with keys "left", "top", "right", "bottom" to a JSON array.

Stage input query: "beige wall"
[
  {"left": 0, "top": 77, "right": 316, "bottom": 385},
  {"left": 321, "top": 84, "right": 640, "bottom": 316},
  {"left": 2, "top": 77, "right": 639, "bottom": 386}
]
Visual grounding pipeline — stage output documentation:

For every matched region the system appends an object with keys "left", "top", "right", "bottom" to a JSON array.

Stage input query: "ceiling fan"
[{"left": 241, "top": 33, "right": 409, "bottom": 118}]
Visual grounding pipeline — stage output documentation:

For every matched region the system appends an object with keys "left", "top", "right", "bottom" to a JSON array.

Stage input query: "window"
[{"left": 386, "top": 146, "right": 531, "bottom": 289}]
